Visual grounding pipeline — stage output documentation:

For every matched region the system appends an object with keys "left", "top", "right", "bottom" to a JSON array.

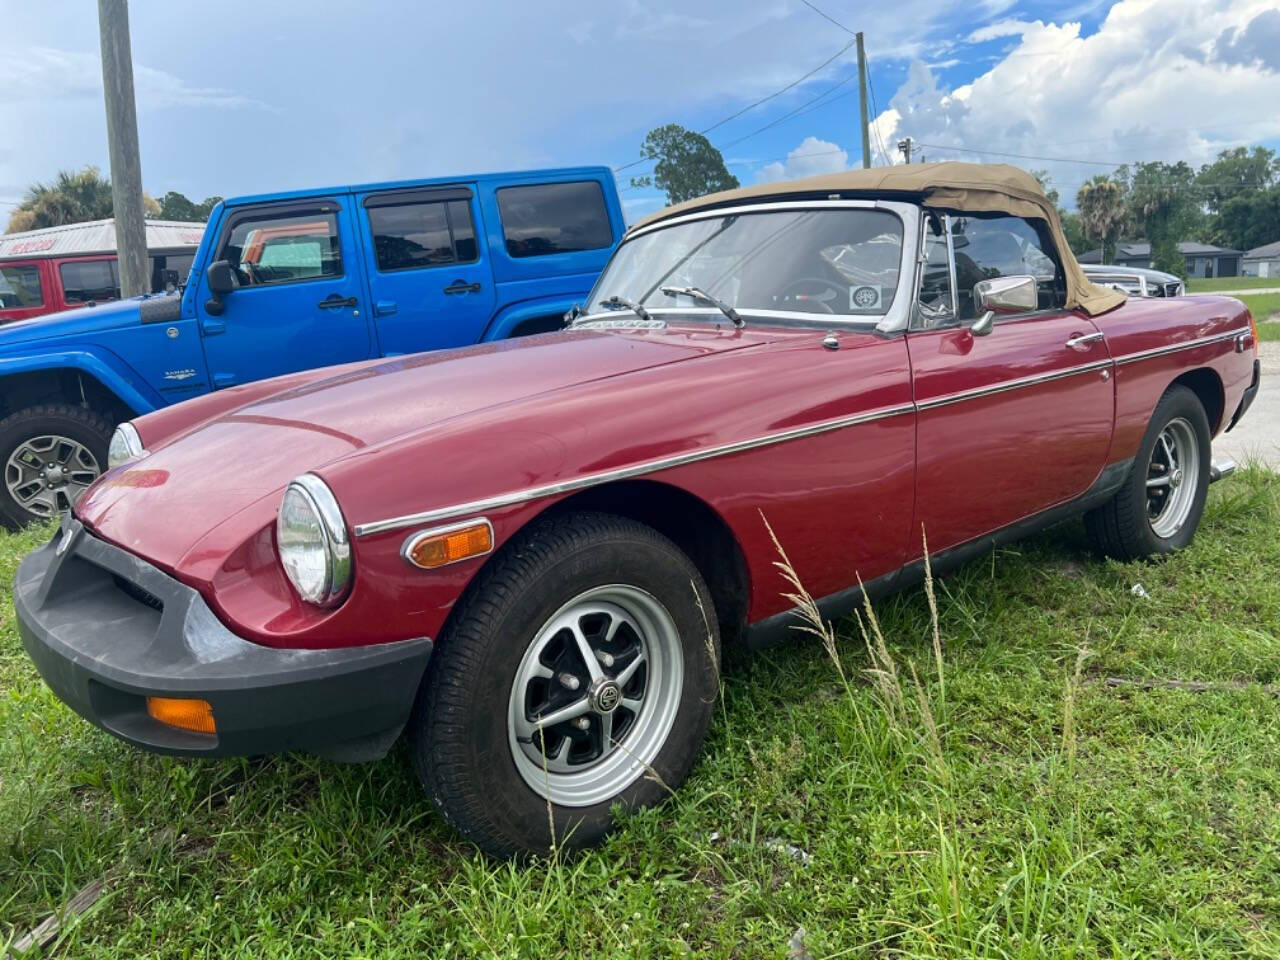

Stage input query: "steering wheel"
[{"left": 776, "top": 277, "right": 843, "bottom": 314}]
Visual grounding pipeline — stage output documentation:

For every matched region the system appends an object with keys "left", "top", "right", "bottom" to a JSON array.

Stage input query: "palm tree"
[
  {"left": 4, "top": 167, "right": 162, "bottom": 234},
  {"left": 1076, "top": 176, "right": 1128, "bottom": 264}
]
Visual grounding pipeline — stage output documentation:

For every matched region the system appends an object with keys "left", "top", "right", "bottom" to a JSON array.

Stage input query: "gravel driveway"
[{"left": 1213, "top": 340, "right": 1277, "bottom": 470}]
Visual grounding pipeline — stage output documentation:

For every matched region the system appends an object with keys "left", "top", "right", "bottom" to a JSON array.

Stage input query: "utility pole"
[
  {"left": 856, "top": 32, "right": 871, "bottom": 169},
  {"left": 98, "top": 0, "right": 148, "bottom": 298},
  {"left": 897, "top": 137, "right": 914, "bottom": 164}
]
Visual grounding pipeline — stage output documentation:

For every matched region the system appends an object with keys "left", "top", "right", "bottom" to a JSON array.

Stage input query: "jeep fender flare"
[
  {"left": 481, "top": 295, "right": 580, "bottom": 341},
  {"left": 0, "top": 348, "right": 163, "bottom": 418}
]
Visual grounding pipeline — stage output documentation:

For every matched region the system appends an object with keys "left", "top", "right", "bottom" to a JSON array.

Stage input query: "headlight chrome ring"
[
  {"left": 107, "top": 422, "right": 147, "bottom": 470},
  {"left": 277, "top": 473, "right": 352, "bottom": 606}
]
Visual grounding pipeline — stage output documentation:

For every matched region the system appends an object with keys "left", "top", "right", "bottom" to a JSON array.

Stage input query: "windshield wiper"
[
  {"left": 660, "top": 285, "right": 744, "bottom": 329},
  {"left": 598, "top": 294, "right": 652, "bottom": 322}
]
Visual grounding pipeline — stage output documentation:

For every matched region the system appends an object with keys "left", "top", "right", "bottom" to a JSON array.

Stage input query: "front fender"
[{"left": 0, "top": 347, "right": 163, "bottom": 415}]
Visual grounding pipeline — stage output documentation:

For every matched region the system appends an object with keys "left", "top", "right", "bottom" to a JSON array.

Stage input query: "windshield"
[{"left": 586, "top": 208, "right": 904, "bottom": 321}]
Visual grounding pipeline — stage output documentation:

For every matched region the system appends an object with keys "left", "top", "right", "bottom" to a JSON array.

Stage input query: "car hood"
[
  {"left": 76, "top": 325, "right": 771, "bottom": 572},
  {"left": 0, "top": 295, "right": 154, "bottom": 347}
]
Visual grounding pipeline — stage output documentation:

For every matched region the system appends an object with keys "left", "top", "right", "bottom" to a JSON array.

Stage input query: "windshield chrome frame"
[{"left": 576, "top": 199, "right": 922, "bottom": 334}]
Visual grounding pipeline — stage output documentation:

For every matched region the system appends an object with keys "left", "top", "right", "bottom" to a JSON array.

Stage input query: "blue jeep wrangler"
[{"left": 0, "top": 166, "right": 623, "bottom": 527}]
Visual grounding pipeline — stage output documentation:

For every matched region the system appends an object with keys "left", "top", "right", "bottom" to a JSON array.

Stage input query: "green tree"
[
  {"left": 1211, "top": 184, "right": 1280, "bottom": 252},
  {"left": 1076, "top": 176, "right": 1128, "bottom": 264},
  {"left": 1128, "top": 161, "right": 1201, "bottom": 277},
  {"left": 1059, "top": 211, "right": 1088, "bottom": 255},
  {"left": 630, "top": 124, "right": 739, "bottom": 205},
  {"left": 6, "top": 166, "right": 114, "bottom": 233},
  {"left": 1196, "top": 146, "right": 1277, "bottom": 213},
  {"left": 157, "top": 191, "right": 222, "bottom": 222},
  {"left": 4, "top": 166, "right": 164, "bottom": 233}
]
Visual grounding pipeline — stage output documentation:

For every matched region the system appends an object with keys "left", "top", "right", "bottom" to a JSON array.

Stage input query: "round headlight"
[
  {"left": 277, "top": 474, "right": 352, "bottom": 606},
  {"left": 107, "top": 422, "right": 146, "bottom": 469}
]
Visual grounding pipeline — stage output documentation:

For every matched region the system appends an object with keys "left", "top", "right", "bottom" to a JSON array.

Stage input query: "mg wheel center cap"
[
  {"left": 589, "top": 679, "right": 622, "bottom": 714},
  {"left": 1170, "top": 468, "right": 1183, "bottom": 489}
]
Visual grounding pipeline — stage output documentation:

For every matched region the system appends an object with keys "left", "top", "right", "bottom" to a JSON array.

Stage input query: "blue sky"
[{"left": 2, "top": 0, "right": 1278, "bottom": 224}]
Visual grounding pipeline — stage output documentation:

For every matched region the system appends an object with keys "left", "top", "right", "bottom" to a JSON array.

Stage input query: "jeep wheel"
[
  {"left": 410, "top": 511, "right": 720, "bottom": 858},
  {"left": 0, "top": 404, "right": 113, "bottom": 530}
]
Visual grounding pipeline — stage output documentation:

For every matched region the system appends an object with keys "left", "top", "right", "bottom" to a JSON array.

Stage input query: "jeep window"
[
  {"left": 60, "top": 260, "right": 120, "bottom": 304},
  {"left": 218, "top": 211, "right": 342, "bottom": 286},
  {"left": 368, "top": 199, "right": 477, "bottom": 272},
  {"left": 947, "top": 213, "right": 1065, "bottom": 318},
  {"left": 496, "top": 181, "right": 612, "bottom": 258},
  {"left": 0, "top": 263, "right": 43, "bottom": 308},
  {"left": 587, "top": 208, "right": 904, "bottom": 320},
  {"left": 149, "top": 254, "right": 194, "bottom": 293}
]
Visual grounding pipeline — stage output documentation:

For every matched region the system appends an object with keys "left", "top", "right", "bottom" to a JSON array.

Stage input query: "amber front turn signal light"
[
  {"left": 403, "top": 519, "right": 494, "bottom": 570},
  {"left": 146, "top": 697, "right": 216, "bottom": 735}
]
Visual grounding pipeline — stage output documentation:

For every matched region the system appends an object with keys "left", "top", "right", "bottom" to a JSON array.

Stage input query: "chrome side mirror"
[{"left": 970, "top": 275, "right": 1038, "bottom": 335}]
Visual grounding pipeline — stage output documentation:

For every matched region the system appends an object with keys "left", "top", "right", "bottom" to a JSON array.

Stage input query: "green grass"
[
  {"left": 3, "top": 471, "right": 1280, "bottom": 957},
  {"left": 1187, "top": 276, "right": 1279, "bottom": 293}
]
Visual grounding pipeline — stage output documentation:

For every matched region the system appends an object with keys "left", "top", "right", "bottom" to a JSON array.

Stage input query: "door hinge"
[
  {"left": 200, "top": 317, "right": 226, "bottom": 336},
  {"left": 212, "top": 373, "right": 237, "bottom": 388}
]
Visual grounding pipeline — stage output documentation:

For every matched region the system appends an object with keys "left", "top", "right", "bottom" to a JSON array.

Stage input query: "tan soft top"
[{"left": 631, "top": 161, "right": 1125, "bottom": 318}]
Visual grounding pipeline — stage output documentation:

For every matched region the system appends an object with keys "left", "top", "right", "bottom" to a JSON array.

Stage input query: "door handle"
[
  {"left": 318, "top": 295, "right": 358, "bottom": 310},
  {"left": 1065, "top": 331, "right": 1104, "bottom": 351},
  {"left": 443, "top": 281, "right": 482, "bottom": 295}
]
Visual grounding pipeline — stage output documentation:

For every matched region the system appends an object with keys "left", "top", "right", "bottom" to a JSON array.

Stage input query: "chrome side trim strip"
[
  {"left": 1112, "top": 328, "right": 1247, "bottom": 366},
  {"left": 916, "top": 358, "right": 1113, "bottom": 411},
  {"left": 352, "top": 401, "right": 916, "bottom": 537},
  {"left": 355, "top": 326, "right": 1250, "bottom": 538}
]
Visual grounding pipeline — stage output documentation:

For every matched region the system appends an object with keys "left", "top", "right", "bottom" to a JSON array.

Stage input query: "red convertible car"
[{"left": 15, "top": 164, "right": 1261, "bottom": 857}]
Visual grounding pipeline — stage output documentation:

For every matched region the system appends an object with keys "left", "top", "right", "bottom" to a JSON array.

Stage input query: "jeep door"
[
  {"left": 355, "top": 186, "right": 496, "bottom": 356},
  {"left": 196, "top": 198, "right": 373, "bottom": 388}
]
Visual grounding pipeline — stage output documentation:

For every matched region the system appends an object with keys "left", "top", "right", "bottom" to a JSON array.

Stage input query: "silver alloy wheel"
[
  {"left": 5, "top": 434, "right": 102, "bottom": 519},
  {"left": 507, "top": 584, "right": 684, "bottom": 808},
  {"left": 1145, "top": 416, "right": 1200, "bottom": 539}
]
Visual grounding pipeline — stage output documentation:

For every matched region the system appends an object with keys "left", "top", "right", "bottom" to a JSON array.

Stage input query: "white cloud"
[
  {"left": 873, "top": 0, "right": 1280, "bottom": 201},
  {"left": 0, "top": 46, "right": 269, "bottom": 111},
  {"left": 966, "top": 19, "right": 1036, "bottom": 43},
  {"left": 757, "top": 136, "right": 849, "bottom": 183}
]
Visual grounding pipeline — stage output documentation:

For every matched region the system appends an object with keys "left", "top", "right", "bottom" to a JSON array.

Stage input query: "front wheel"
[
  {"left": 0, "top": 404, "right": 113, "bottom": 530},
  {"left": 1085, "top": 384, "right": 1211, "bottom": 560},
  {"left": 410, "top": 512, "right": 720, "bottom": 858}
]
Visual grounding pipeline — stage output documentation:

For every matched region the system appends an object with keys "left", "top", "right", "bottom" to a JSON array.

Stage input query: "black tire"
[
  {"left": 410, "top": 511, "right": 720, "bottom": 858},
  {"left": 1085, "top": 384, "right": 1211, "bottom": 561},
  {"left": 0, "top": 404, "right": 113, "bottom": 530}
]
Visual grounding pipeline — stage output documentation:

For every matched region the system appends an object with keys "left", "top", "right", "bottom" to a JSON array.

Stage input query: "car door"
[
  {"left": 197, "top": 198, "right": 373, "bottom": 388},
  {"left": 357, "top": 186, "right": 496, "bottom": 356},
  {"left": 906, "top": 211, "right": 1114, "bottom": 553}
]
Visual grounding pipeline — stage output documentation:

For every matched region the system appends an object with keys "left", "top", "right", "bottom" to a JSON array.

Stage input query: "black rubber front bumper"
[{"left": 14, "top": 519, "right": 432, "bottom": 760}]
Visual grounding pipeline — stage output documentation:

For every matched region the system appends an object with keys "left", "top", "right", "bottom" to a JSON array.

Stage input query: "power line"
[
  {"left": 797, "top": 0, "right": 856, "bottom": 35},
  {"left": 864, "top": 53, "right": 892, "bottom": 165},
  {"left": 612, "top": 37, "right": 856, "bottom": 173}
]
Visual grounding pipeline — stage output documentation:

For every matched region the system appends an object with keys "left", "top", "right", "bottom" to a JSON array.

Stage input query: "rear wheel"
[
  {"left": 410, "top": 511, "right": 720, "bottom": 858},
  {"left": 0, "top": 404, "right": 112, "bottom": 530},
  {"left": 1085, "top": 385, "right": 1211, "bottom": 560}
]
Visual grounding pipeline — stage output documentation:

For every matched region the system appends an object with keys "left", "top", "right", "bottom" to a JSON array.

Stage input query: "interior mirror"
[
  {"left": 204, "top": 260, "right": 236, "bottom": 316},
  {"left": 969, "top": 275, "right": 1037, "bottom": 336}
]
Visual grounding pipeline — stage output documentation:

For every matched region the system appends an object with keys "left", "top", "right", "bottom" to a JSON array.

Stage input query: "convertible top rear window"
[{"left": 588, "top": 208, "right": 904, "bottom": 320}]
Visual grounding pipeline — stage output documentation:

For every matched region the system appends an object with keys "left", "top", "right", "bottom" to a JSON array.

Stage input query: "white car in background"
[{"left": 1082, "top": 263, "right": 1185, "bottom": 298}]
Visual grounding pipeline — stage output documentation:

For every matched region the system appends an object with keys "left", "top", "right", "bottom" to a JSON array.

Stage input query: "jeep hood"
[
  {"left": 75, "top": 326, "right": 772, "bottom": 574},
  {"left": 0, "top": 295, "right": 157, "bottom": 347}
]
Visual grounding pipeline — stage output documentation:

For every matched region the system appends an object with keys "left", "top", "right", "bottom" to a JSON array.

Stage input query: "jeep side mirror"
[
  {"left": 205, "top": 259, "right": 236, "bottom": 316},
  {"left": 969, "top": 275, "right": 1038, "bottom": 336}
]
